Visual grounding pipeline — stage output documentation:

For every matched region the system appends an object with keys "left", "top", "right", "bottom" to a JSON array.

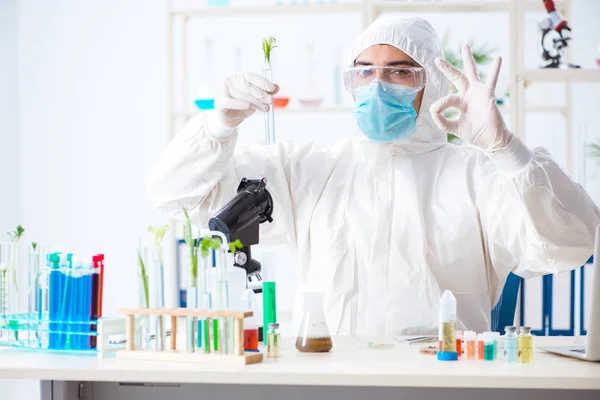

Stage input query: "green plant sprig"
[
  {"left": 228, "top": 239, "right": 243, "bottom": 254},
  {"left": 7, "top": 225, "right": 24, "bottom": 243},
  {"left": 148, "top": 224, "right": 169, "bottom": 262},
  {"left": 7, "top": 225, "right": 24, "bottom": 289},
  {"left": 138, "top": 241, "right": 150, "bottom": 308},
  {"left": 31, "top": 242, "right": 37, "bottom": 251},
  {"left": 201, "top": 237, "right": 222, "bottom": 258},
  {"left": 182, "top": 208, "right": 201, "bottom": 287},
  {"left": 262, "top": 37, "right": 277, "bottom": 67},
  {"left": 588, "top": 142, "right": 600, "bottom": 161}
]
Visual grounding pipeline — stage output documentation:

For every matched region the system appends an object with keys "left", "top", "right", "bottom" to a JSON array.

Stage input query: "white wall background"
[
  {"left": 0, "top": 0, "right": 20, "bottom": 237},
  {"left": 1, "top": 1, "right": 600, "bottom": 398}
]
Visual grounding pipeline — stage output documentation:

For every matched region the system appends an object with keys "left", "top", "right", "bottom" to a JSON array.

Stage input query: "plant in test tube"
[
  {"left": 261, "top": 37, "right": 277, "bottom": 144},
  {"left": 183, "top": 209, "right": 201, "bottom": 287},
  {"left": 148, "top": 225, "right": 169, "bottom": 262},
  {"left": 137, "top": 242, "right": 150, "bottom": 308},
  {"left": 262, "top": 37, "right": 277, "bottom": 68},
  {"left": 7, "top": 225, "right": 24, "bottom": 289}
]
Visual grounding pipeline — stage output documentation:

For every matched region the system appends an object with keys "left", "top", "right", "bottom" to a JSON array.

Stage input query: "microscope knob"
[{"left": 234, "top": 252, "right": 248, "bottom": 266}]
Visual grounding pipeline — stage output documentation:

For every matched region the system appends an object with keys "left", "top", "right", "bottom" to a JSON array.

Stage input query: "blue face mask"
[{"left": 352, "top": 80, "right": 418, "bottom": 143}]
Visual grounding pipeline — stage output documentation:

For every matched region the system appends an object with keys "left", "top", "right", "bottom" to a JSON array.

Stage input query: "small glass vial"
[
  {"left": 267, "top": 322, "right": 281, "bottom": 359},
  {"left": 456, "top": 331, "right": 463, "bottom": 358},
  {"left": 464, "top": 331, "right": 477, "bottom": 360},
  {"left": 477, "top": 333, "right": 485, "bottom": 360},
  {"left": 518, "top": 326, "right": 533, "bottom": 363},
  {"left": 492, "top": 332, "right": 501, "bottom": 360},
  {"left": 504, "top": 326, "right": 518, "bottom": 364},
  {"left": 483, "top": 332, "right": 495, "bottom": 361}
]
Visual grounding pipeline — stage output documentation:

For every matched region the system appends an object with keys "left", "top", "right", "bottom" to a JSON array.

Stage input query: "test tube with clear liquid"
[
  {"left": 197, "top": 253, "right": 212, "bottom": 354},
  {"left": 215, "top": 247, "right": 231, "bottom": 354},
  {"left": 263, "top": 60, "right": 275, "bottom": 145}
]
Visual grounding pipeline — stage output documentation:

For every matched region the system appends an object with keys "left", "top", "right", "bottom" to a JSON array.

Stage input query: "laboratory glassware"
[
  {"left": 263, "top": 60, "right": 276, "bottom": 144},
  {"left": 504, "top": 326, "right": 518, "bottom": 363},
  {"left": 492, "top": 331, "right": 501, "bottom": 360},
  {"left": 456, "top": 331, "right": 463, "bottom": 358},
  {"left": 0, "top": 242, "right": 19, "bottom": 345},
  {"left": 194, "top": 39, "right": 216, "bottom": 111},
  {"left": 477, "top": 333, "right": 484, "bottom": 360},
  {"left": 295, "top": 292, "right": 332, "bottom": 353},
  {"left": 262, "top": 256, "right": 277, "bottom": 343},
  {"left": 464, "top": 331, "right": 476, "bottom": 360},
  {"left": 299, "top": 43, "right": 324, "bottom": 108},
  {"left": 437, "top": 290, "right": 457, "bottom": 361},
  {"left": 242, "top": 289, "right": 259, "bottom": 351},
  {"left": 267, "top": 322, "right": 280, "bottom": 358},
  {"left": 483, "top": 332, "right": 495, "bottom": 361},
  {"left": 518, "top": 326, "right": 533, "bottom": 363},
  {"left": 333, "top": 45, "right": 343, "bottom": 106}
]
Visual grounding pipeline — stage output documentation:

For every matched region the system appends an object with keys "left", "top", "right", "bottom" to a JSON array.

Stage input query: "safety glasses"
[{"left": 344, "top": 66, "right": 426, "bottom": 95}]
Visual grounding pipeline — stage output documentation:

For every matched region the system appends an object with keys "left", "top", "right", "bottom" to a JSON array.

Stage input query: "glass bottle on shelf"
[
  {"left": 299, "top": 43, "right": 324, "bottom": 108},
  {"left": 194, "top": 38, "right": 216, "bottom": 111}
]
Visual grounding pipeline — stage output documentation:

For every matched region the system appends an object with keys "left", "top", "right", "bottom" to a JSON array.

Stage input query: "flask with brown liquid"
[{"left": 295, "top": 292, "right": 333, "bottom": 353}]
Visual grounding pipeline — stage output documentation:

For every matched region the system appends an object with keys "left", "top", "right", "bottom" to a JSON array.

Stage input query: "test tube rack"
[
  {"left": 116, "top": 308, "right": 263, "bottom": 365},
  {"left": 0, "top": 314, "right": 128, "bottom": 355}
]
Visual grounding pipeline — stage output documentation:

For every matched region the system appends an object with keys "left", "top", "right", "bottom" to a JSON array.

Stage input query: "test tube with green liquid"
[{"left": 262, "top": 257, "right": 277, "bottom": 343}]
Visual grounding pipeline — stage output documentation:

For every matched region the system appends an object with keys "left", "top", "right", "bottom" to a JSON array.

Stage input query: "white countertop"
[{"left": 1, "top": 336, "right": 599, "bottom": 390}]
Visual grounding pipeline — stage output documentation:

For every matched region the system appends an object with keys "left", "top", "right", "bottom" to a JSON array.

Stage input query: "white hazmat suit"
[{"left": 148, "top": 17, "right": 600, "bottom": 335}]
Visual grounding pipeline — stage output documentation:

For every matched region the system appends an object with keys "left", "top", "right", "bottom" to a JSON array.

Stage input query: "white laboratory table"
[{"left": 1, "top": 336, "right": 600, "bottom": 400}]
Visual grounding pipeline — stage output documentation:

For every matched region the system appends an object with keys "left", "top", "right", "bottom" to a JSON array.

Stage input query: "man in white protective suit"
[{"left": 148, "top": 17, "right": 600, "bottom": 335}]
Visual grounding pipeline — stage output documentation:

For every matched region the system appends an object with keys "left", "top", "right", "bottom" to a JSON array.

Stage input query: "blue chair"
[{"left": 491, "top": 272, "right": 522, "bottom": 334}]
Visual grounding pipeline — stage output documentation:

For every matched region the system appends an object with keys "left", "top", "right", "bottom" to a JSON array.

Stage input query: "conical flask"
[{"left": 295, "top": 292, "right": 332, "bottom": 353}]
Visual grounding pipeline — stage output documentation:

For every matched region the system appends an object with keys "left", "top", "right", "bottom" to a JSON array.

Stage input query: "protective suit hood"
[{"left": 350, "top": 17, "right": 449, "bottom": 154}]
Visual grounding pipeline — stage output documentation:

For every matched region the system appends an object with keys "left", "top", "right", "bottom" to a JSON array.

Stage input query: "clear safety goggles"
[{"left": 344, "top": 66, "right": 426, "bottom": 95}]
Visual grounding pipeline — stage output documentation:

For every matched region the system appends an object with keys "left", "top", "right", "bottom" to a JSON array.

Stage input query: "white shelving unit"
[
  {"left": 167, "top": 0, "right": 598, "bottom": 143},
  {"left": 164, "top": 0, "right": 599, "bottom": 321}
]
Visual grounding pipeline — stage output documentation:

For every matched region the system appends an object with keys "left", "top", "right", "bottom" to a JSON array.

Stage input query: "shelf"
[
  {"left": 171, "top": 2, "right": 362, "bottom": 17},
  {"left": 173, "top": 106, "right": 353, "bottom": 120},
  {"left": 526, "top": 105, "right": 567, "bottom": 115},
  {"left": 518, "top": 69, "right": 600, "bottom": 83},
  {"left": 373, "top": 1, "right": 510, "bottom": 13},
  {"left": 374, "top": 0, "right": 566, "bottom": 13},
  {"left": 171, "top": 0, "right": 563, "bottom": 18},
  {"left": 174, "top": 104, "right": 572, "bottom": 120}
]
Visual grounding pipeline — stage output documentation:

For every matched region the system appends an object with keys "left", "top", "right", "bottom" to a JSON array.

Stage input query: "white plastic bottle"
[{"left": 437, "top": 290, "right": 458, "bottom": 361}]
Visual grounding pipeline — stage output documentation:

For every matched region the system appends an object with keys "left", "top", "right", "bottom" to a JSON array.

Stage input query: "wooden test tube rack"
[{"left": 117, "top": 308, "right": 263, "bottom": 365}]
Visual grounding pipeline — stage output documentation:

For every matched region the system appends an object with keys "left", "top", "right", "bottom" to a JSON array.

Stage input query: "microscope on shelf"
[
  {"left": 538, "top": 0, "right": 580, "bottom": 69},
  {"left": 208, "top": 178, "right": 274, "bottom": 293}
]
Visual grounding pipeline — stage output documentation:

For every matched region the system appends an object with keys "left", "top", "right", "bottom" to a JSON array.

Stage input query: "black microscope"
[{"left": 208, "top": 178, "right": 274, "bottom": 293}]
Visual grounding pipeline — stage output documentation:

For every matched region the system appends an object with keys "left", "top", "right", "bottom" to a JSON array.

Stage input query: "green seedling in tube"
[
  {"left": 137, "top": 241, "right": 150, "bottom": 308},
  {"left": 7, "top": 225, "right": 24, "bottom": 289},
  {"left": 261, "top": 37, "right": 277, "bottom": 144}
]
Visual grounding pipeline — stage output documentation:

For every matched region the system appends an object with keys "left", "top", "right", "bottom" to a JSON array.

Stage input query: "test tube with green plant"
[
  {"left": 1, "top": 225, "right": 24, "bottom": 342},
  {"left": 262, "top": 37, "right": 277, "bottom": 145},
  {"left": 147, "top": 224, "right": 168, "bottom": 308},
  {"left": 147, "top": 224, "right": 169, "bottom": 350},
  {"left": 137, "top": 242, "right": 150, "bottom": 309},
  {"left": 183, "top": 208, "right": 202, "bottom": 351},
  {"left": 199, "top": 235, "right": 222, "bottom": 353}
]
